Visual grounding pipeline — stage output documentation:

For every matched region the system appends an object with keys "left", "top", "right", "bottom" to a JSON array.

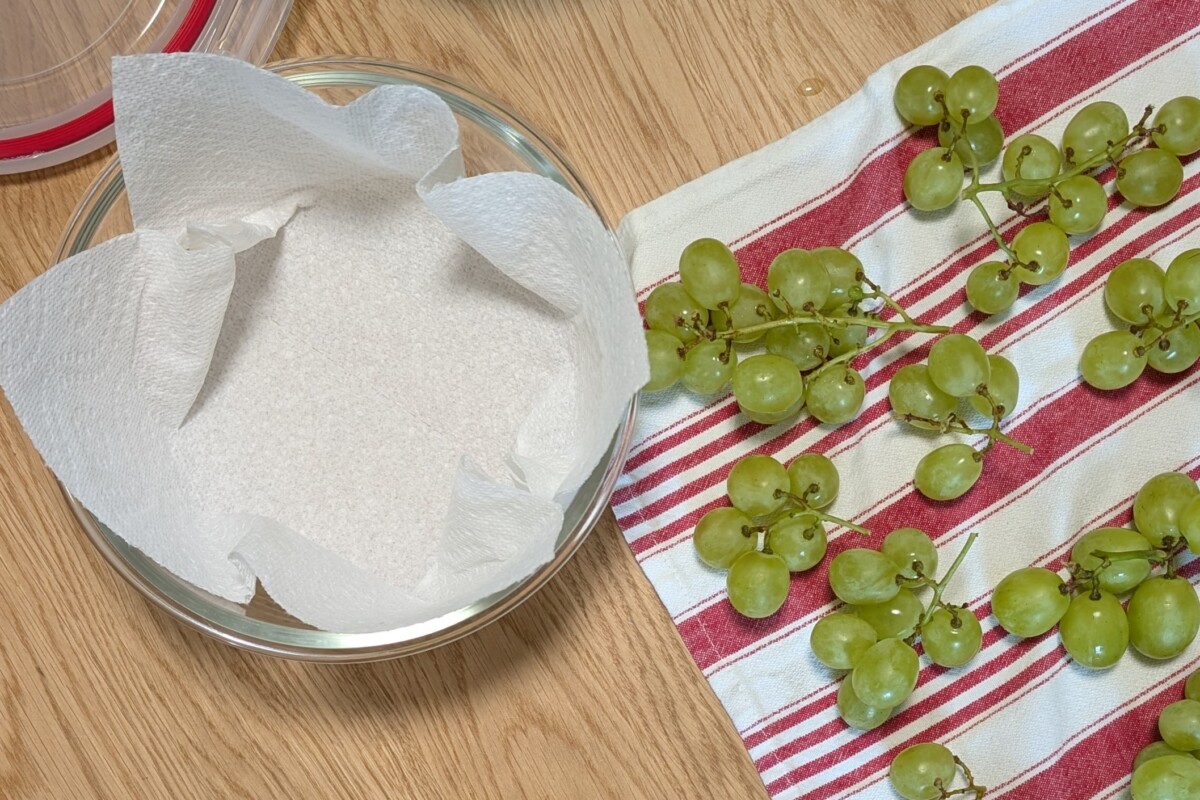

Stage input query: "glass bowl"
[{"left": 53, "top": 56, "right": 638, "bottom": 662}]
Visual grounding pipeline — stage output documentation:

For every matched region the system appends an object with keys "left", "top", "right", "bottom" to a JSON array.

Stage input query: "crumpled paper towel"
[{"left": 0, "top": 54, "right": 647, "bottom": 633}]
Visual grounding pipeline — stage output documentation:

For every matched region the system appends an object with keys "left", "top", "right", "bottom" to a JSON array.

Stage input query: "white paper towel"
[{"left": 0, "top": 54, "right": 647, "bottom": 632}]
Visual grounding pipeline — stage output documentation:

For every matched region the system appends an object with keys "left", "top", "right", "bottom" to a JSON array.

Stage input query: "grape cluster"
[
  {"left": 889, "top": 742, "right": 986, "bottom": 800},
  {"left": 890, "top": 333, "right": 1029, "bottom": 501},
  {"left": 895, "top": 64, "right": 1200, "bottom": 316},
  {"left": 643, "top": 239, "right": 947, "bottom": 427},
  {"left": 1081, "top": 249, "right": 1200, "bottom": 390},
  {"left": 993, "top": 472, "right": 1200, "bottom": 670},
  {"left": 1131, "top": 670, "right": 1200, "bottom": 799},
  {"left": 693, "top": 452, "right": 865, "bottom": 618},
  {"left": 813, "top": 529, "right": 981, "bottom": 730}
]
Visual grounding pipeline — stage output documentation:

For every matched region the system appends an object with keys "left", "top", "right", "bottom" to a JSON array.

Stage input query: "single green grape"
[
  {"left": 786, "top": 453, "right": 839, "bottom": 509},
  {"left": 881, "top": 527, "right": 939, "bottom": 580},
  {"left": 644, "top": 329, "right": 684, "bottom": 392},
  {"left": 992, "top": 567, "right": 1071, "bottom": 638},
  {"left": 712, "top": 283, "right": 774, "bottom": 343},
  {"left": 1181, "top": 495, "right": 1200, "bottom": 551},
  {"left": 889, "top": 742, "right": 957, "bottom": 800},
  {"left": 1134, "top": 472, "right": 1200, "bottom": 547},
  {"left": 1012, "top": 221, "right": 1069, "bottom": 286},
  {"left": 1165, "top": 249, "right": 1200, "bottom": 314},
  {"left": 904, "top": 147, "right": 965, "bottom": 211},
  {"left": 1001, "top": 133, "right": 1062, "bottom": 197},
  {"left": 767, "top": 249, "right": 832, "bottom": 312},
  {"left": 923, "top": 606, "right": 983, "bottom": 668},
  {"left": 1118, "top": 149, "right": 1184, "bottom": 208},
  {"left": 681, "top": 339, "right": 737, "bottom": 394},
  {"left": 851, "top": 637, "right": 920, "bottom": 708},
  {"left": 1128, "top": 575, "right": 1200, "bottom": 659},
  {"left": 731, "top": 354, "right": 806, "bottom": 425},
  {"left": 726, "top": 551, "right": 790, "bottom": 619},
  {"left": 944, "top": 65, "right": 999, "bottom": 125},
  {"left": 1161, "top": 700, "right": 1200, "bottom": 751},
  {"left": 1062, "top": 101, "right": 1129, "bottom": 165},
  {"left": 915, "top": 443, "right": 983, "bottom": 502},
  {"left": 967, "top": 353, "right": 1019, "bottom": 419},
  {"left": 811, "top": 612, "right": 878, "bottom": 670},
  {"left": 768, "top": 513, "right": 827, "bottom": 572},
  {"left": 1106, "top": 258, "right": 1167, "bottom": 323},
  {"left": 693, "top": 507, "right": 756, "bottom": 569},
  {"left": 765, "top": 322, "right": 830, "bottom": 371},
  {"left": 855, "top": 589, "right": 924, "bottom": 640},
  {"left": 726, "top": 454, "right": 789, "bottom": 516},
  {"left": 644, "top": 282, "right": 709, "bottom": 342},
  {"left": 965, "top": 260, "right": 1019, "bottom": 315},
  {"left": 1059, "top": 589, "right": 1128, "bottom": 670},
  {"left": 1153, "top": 96, "right": 1200, "bottom": 157},
  {"left": 829, "top": 548, "right": 901, "bottom": 605},
  {"left": 894, "top": 65, "right": 950, "bottom": 126},
  {"left": 889, "top": 364, "right": 958, "bottom": 428},
  {"left": 927, "top": 333, "right": 990, "bottom": 398},
  {"left": 679, "top": 238, "right": 742, "bottom": 310},
  {"left": 1131, "top": 754, "right": 1200, "bottom": 800},
  {"left": 1048, "top": 174, "right": 1108, "bottom": 235},
  {"left": 836, "top": 674, "right": 893, "bottom": 731},
  {"left": 1070, "top": 526, "right": 1153, "bottom": 595},
  {"left": 1080, "top": 330, "right": 1148, "bottom": 390},
  {"left": 939, "top": 114, "right": 1004, "bottom": 167},
  {"left": 1187, "top": 668, "right": 1200, "bottom": 701},
  {"left": 826, "top": 305, "right": 870, "bottom": 357},
  {"left": 806, "top": 366, "right": 866, "bottom": 425},
  {"left": 1134, "top": 742, "right": 1193, "bottom": 772},
  {"left": 1148, "top": 322, "right": 1200, "bottom": 374},
  {"left": 812, "top": 247, "right": 863, "bottom": 311}
]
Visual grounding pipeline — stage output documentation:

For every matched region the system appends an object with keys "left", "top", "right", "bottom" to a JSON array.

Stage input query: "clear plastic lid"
[{"left": 0, "top": 0, "right": 293, "bottom": 174}]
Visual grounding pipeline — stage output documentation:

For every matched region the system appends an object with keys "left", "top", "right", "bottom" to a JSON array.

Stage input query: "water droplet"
[{"left": 799, "top": 78, "right": 824, "bottom": 96}]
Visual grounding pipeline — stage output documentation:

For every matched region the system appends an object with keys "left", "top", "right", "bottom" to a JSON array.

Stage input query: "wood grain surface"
[{"left": 0, "top": 1, "right": 992, "bottom": 797}]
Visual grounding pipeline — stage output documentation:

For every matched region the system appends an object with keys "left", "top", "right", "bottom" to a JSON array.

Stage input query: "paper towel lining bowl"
[{"left": 53, "top": 57, "right": 638, "bottom": 662}]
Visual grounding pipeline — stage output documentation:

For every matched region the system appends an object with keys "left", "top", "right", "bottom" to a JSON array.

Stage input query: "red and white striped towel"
[{"left": 614, "top": 0, "right": 1200, "bottom": 797}]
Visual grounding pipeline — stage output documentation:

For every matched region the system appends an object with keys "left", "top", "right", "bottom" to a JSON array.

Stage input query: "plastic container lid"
[{"left": 0, "top": 0, "right": 293, "bottom": 174}]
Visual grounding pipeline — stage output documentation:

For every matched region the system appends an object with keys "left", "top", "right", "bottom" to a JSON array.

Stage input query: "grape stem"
[
  {"left": 894, "top": 412, "right": 1033, "bottom": 455},
  {"left": 713, "top": 312, "right": 947, "bottom": 341},
  {"left": 920, "top": 531, "right": 980, "bottom": 627},
  {"left": 768, "top": 489, "right": 871, "bottom": 535},
  {"left": 942, "top": 755, "right": 987, "bottom": 799}
]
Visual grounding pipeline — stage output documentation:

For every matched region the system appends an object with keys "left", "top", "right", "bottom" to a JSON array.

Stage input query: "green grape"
[
  {"left": 1153, "top": 96, "right": 1200, "bottom": 157},
  {"left": 904, "top": 147, "right": 965, "bottom": 211},
  {"left": 1187, "top": 668, "right": 1200, "bottom": 701},
  {"left": 726, "top": 454, "right": 789, "bottom": 516},
  {"left": 1128, "top": 575, "right": 1200, "bottom": 660},
  {"left": 881, "top": 527, "right": 938, "bottom": 580},
  {"left": 1181, "top": 495, "right": 1200, "bottom": 550},
  {"left": 1148, "top": 322, "right": 1200, "bottom": 374},
  {"left": 786, "top": 453, "right": 840, "bottom": 509},
  {"left": 1161, "top": 700, "right": 1200, "bottom": 751},
  {"left": 1070, "top": 526, "right": 1153, "bottom": 595},
  {"left": 726, "top": 551, "right": 790, "bottom": 618},
  {"left": 944, "top": 65, "right": 999, "bottom": 125},
  {"left": 855, "top": 589, "right": 924, "bottom": 640},
  {"left": 826, "top": 305, "right": 870, "bottom": 357},
  {"left": 1118, "top": 149, "right": 1184, "bottom": 208},
  {"left": 928, "top": 333, "right": 990, "bottom": 397},
  {"left": 1001, "top": 134, "right": 1062, "bottom": 196},
  {"left": 923, "top": 606, "right": 983, "bottom": 668},
  {"left": 712, "top": 283, "right": 774, "bottom": 343},
  {"left": 693, "top": 507, "right": 756, "bottom": 569},
  {"left": 767, "top": 249, "right": 832, "bottom": 312},
  {"left": 889, "top": 742, "right": 957, "bottom": 800},
  {"left": 939, "top": 114, "right": 1004, "bottom": 167},
  {"left": 992, "top": 567, "right": 1071, "bottom": 637},
  {"left": 1165, "top": 249, "right": 1200, "bottom": 313},
  {"left": 894, "top": 65, "right": 950, "bottom": 126},
  {"left": 1135, "top": 472, "right": 1200, "bottom": 547},
  {"left": 681, "top": 339, "right": 737, "bottom": 394},
  {"left": 1048, "top": 174, "right": 1108, "bottom": 235},
  {"left": 1132, "top": 754, "right": 1200, "bottom": 800},
  {"left": 967, "top": 353, "right": 1019, "bottom": 419},
  {"left": 1080, "top": 331, "right": 1148, "bottom": 390},
  {"left": 644, "top": 282, "right": 709, "bottom": 342},
  {"left": 811, "top": 612, "right": 878, "bottom": 670},
  {"left": 1106, "top": 258, "right": 1167, "bottom": 323},
  {"left": 644, "top": 330, "right": 684, "bottom": 392},
  {"left": 1058, "top": 589, "right": 1128, "bottom": 670},
  {"left": 1134, "top": 742, "right": 1192, "bottom": 772},
  {"left": 812, "top": 247, "right": 863, "bottom": 311},
  {"left": 1012, "top": 221, "right": 1070, "bottom": 286},
  {"left": 915, "top": 444, "right": 983, "bottom": 502},
  {"left": 829, "top": 548, "right": 901, "bottom": 605},
  {"left": 731, "top": 354, "right": 806, "bottom": 425},
  {"left": 768, "top": 513, "right": 827, "bottom": 572},
  {"left": 965, "top": 260, "right": 1019, "bottom": 315},
  {"left": 889, "top": 364, "right": 958, "bottom": 428},
  {"left": 851, "top": 637, "right": 920, "bottom": 708},
  {"left": 836, "top": 675, "right": 893, "bottom": 731},
  {"left": 1062, "top": 101, "right": 1129, "bottom": 165},
  {"left": 765, "top": 322, "right": 830, "bottom": 371},
  {"left": 805, "top": 366, "right": 866, "bottom": 425},
  {"left": 679, "top": 238, "right": 742, "bottom": 310}
]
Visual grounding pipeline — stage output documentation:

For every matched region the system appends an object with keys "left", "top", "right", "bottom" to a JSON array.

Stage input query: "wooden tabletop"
[{"left": 0, "top": 1, "right": 992, "bottom": 797}]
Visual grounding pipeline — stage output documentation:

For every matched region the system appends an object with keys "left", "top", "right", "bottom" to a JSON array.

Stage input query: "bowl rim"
[{"left": 53, "top": 55, "right": 640, "bottom": 662}]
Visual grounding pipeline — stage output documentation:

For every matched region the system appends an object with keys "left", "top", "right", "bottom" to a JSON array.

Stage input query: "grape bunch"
[
  {"left": 993, "top": 472, "right": 1200, "bottom": 670},
  {"left": 812, "top": 529, "right": 981, "bottom": 731},
  {"left": 1131, "top": 670, "right": 1200, "bottom": 800},
  {"left": 642, "top": 239, "right": 947, "bottom": 427},
  {"left": 693, "top": 452, "right": 866, "bottom": 618},
  {"left": 894, "top": 64, "right": 1200, "bottom": 316},
  {"left": 890, "top": 742, "right": 986, "bottom": 800},
  {"left": 890, "top": 333, "right": 1030, "bottom": 501},
  {"left": 1081, "top": 249, "right": 1200, "bottom": 390}
]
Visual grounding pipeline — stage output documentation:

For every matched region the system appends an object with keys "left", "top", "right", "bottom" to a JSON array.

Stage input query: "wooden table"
[{"left": 0, "top": 1, "right": 991, "bottom": 796}]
